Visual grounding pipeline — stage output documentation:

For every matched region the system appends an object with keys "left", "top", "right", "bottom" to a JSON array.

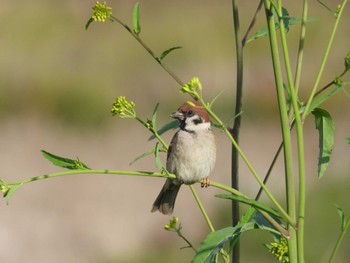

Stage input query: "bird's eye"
[{"left": 186, "top": 110, "right": 194, "bottom": 117}]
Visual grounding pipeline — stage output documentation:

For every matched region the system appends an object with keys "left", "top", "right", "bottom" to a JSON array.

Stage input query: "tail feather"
[{"left": 151, "top": 179, "right": 181, "bottom": 215}]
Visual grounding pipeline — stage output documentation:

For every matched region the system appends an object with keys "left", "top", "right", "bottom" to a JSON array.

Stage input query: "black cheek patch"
[{"left": 193, "top": 117, "right": 203, "bottom": 125}]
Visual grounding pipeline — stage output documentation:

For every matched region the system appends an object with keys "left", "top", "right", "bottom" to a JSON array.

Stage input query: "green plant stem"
[
  {"left": 111, "top": 15, "right": 184, "bottom": 86},
  {"left": 174, "top": 228, "right": 196, "bottom": 252},
  {"left": 7, "top": 169, "right": 176, "bottom": 186},
  {"left": 189, "top": 185, "right": 229, "bottom": 263},
  {"left": 134, "top": 116, "right": 169, "bottom": 150},
  {"left": 210, "top": 181, "right": 290, "bottom": 237},
  {"left": 302, "top": 0, "right": 348, "bottom": 121},
  {"left": 231, "top": 0, "right": 244, "bottom": 261},
  {"left": 277, "top": 0, "right": 307, "bottom": 261},
  {"left": 329, "top": 217, "right": 350, "bottom": 262},
  {"left": 263, "top": 1, "right": 298, "bottom": 262},
  {"left": 294, "top": 0, "right": 308, "bottom": 93},
  {"left": 195, "top": 96, "right": 295, "bottom": 226},
  {"left": 189, "top": 185, "right": 215, "bottom": 232}
]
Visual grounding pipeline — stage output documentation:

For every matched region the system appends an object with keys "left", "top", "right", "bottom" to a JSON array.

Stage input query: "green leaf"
[
  {"left": 281, "top": 7, "right": 291, "bottom": 32},
  {"left": 4, "top": 184, "right": 23, "bottom": 204},
  {"left": 192, "top": 219, "right": 281, "bottom": 263},
  {"left": 148, "top": 120, "right": 179, "bottom": 141},
  {"left": 307, "top": 83, "right": 344, "bottom": 115},
  {"left": 132, "top": 2, "right": 141, "bottom": 35},
  {"left": 312, "top": 108, "right": 334, "bottom": 178},
  {"left": 335, "top": 204, "right": 346, "bottom": 231},
  {"left": 41, "top": 150, "right": 90, "bottom": 170},
  {"left": 246, "top": 17, "right": 316, "bottom": 45},
  {"left": 159, "top": 46, "right": 182, "bottom": 61},
  {"left": 154, "top": 142, "right": 164, "bottom": 169},
  {"left": 192, "top": 226, "right": 240, "bottom": 263},
  {"left": 129, "top": 149, "right": 155, "bottom": 165},
  {"left": 216, "top": 194, "right": 281, "bottom": 218},
  {"left": 346, "top": 138, "right": 350, "bottom": 144},
  {"left": 85, "top": 17, "right": 94, "bottom": 30}
]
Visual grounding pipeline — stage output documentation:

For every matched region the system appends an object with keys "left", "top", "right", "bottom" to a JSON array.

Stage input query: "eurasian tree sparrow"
[{"left": 151, "top": 101, "right": 216, "bottom": 215}]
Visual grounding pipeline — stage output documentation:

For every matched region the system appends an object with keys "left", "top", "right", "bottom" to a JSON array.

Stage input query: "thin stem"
[
  {"left": 210, "top": 180, "right": 290, "bottom": 237},
  {"left": 302, "top": 0, "right": 348, "bottom": 121},
  {"left": 329, "top": 217, "right": 350, "bottom": 262},
  {"left": 189, "top": 185, "right": 215, "bottom": 232},
  {"left": 241, "top": 0, "right": 264, "bottom": 47},
  {"left": 110, "top": 15, "right": 184, "bottom": 86},
  {"left": 255, "top": 141, "right": 284, "bottom": 201},
  {"left": 196, "top": 96, "right": 295, "bottom": 226},
  {"left": 7, "top": 169, "right": 175, "bottom": 186},
  {"left": 294, "top": 0, "right": 308, "bottom": 93},
  {"left": 175, "top": 229, "right": 196, "bottom": 252}
]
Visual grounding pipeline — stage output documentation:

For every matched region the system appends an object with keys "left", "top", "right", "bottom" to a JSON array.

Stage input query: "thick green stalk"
[
  {"left": 263, "top": 1, "right": 297, "bottom": 262},
  {"left": 277, "top": 1, "right": 306, "bottom": 261},
  {"left": 302, "top": 0, "right": 348, "bottom": 120}
]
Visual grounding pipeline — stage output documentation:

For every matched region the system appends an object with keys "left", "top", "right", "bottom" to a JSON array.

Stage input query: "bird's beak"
[{"left": 170, "top": 111, "right": 184, "bottom": 120}]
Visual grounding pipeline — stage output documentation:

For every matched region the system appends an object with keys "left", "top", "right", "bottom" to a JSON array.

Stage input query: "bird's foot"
[{"left": 201, "top": 177, "right": 210, "bottom": 188}]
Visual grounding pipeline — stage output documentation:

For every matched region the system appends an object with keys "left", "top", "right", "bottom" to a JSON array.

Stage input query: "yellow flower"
[
  {"left": 111, "top": 96, "right": 136, "bottom": 118},
  {"left": 92, "top": 1, "right": 112, "bottom": 22}
]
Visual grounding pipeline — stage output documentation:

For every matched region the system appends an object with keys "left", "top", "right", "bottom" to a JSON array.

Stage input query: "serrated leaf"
[
  {"left": 148, "top": 120, "right": 179, "bottom": 141},
  {"left": 312, "top": 108, "right": 334, "bottom": 178},
  {"left": 129, "top": 149, "right": 155, "bottom": 165},
  {"left": 85, "top": 17, "right": 94, "bottom": 30},
  {"left": 159, "top": 46, "right": 182, "bottom": 61},
  {"left": 154, "top": 142, "right": 164, "bottom": 169},
  {"left": 281, "top": 7, "right": 291, "bottom": 32},
  {"left": 335, "top": 205, "right": 346, "bottom": 231},
  {"left": 4, "top": 184, "right": 23, "bottom": 205},
  {"left": 41, "top": 150, "right": 90, "bottom": 170},
  {"left": 216, "top": 194, "right": 281, "bottom": 218},
  {"left": 132, "top": 2, "right": 141, "bottom": 35}
]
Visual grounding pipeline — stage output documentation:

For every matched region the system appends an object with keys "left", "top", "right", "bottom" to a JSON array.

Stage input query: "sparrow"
[{"left": 151, "top": 100, "right": 216, "bottom": 215}]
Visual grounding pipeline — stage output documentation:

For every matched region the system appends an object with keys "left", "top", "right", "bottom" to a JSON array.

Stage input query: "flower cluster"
[
  {"left": 111, "top": 96, "right": 136, "bottom": 118},
  {"left": 180, "top": 77, "right": 202, "bottom": 98},
  {"left": 92, "top": 1, "right": 112, "bottom": 22},
  {"left": 268, "top": 237, "right": 289, "bottom": 263},
  {"left": 164, "top": 216, "right": 179, "bottom": 231}
]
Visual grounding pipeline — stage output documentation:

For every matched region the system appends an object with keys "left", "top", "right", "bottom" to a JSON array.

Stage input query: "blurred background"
[{"left": 0, "top": 0, "right": 349, "bottom": 262}]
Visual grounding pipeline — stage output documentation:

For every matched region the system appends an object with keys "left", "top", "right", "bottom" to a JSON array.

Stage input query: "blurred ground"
[{"left": 0, "top": 0, "right": 350, "bottom": 262}]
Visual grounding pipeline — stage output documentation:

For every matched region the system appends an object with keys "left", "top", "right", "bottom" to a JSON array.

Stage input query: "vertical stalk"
[
  {"left": 231, "top": 0, "right": 243, "bottom": 262},
  {"left": 277, "top": 0, "right": 306, "bottom": 260},
  {"left": 263, "top": 1, "right": 298, "bottom": 262},
  {"left": 294, "top": 0, "right": 308, "bottom": 93}
]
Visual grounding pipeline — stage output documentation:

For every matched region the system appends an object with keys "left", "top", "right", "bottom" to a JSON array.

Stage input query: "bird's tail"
[{"left": 151, "top": 179, "right": 181, "bottom": 215}]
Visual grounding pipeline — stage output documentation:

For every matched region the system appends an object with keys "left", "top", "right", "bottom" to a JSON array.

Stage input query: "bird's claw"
[{"left": 201, "top": 177, "right": 210, "bottom": 188}]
